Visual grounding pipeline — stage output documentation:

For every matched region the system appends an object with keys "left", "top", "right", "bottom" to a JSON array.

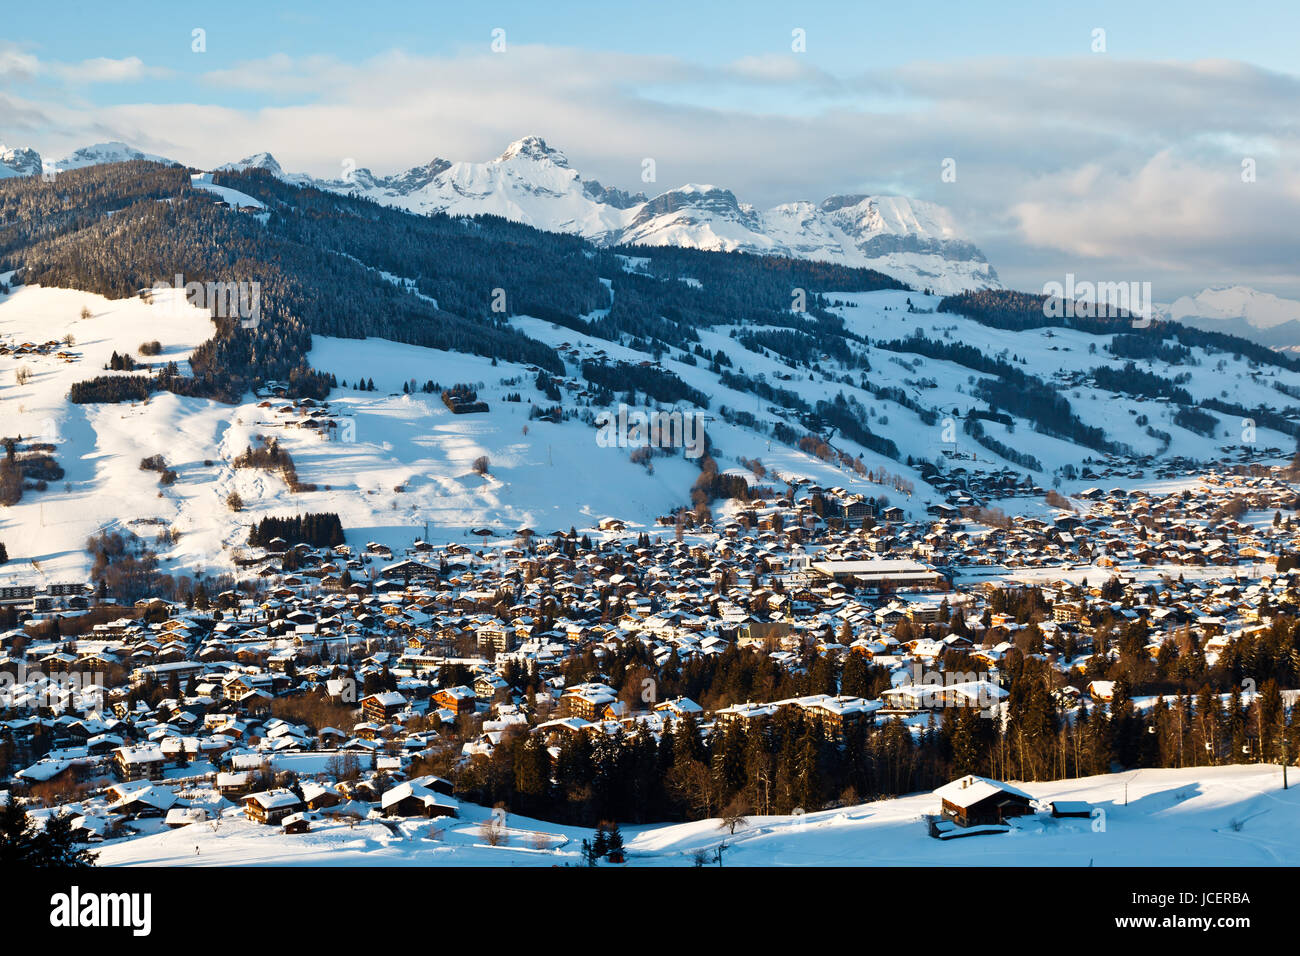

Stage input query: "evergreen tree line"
[
  {"left": 814, "top": 393, "right": 902, "bottom": 460},
  {"left": 1109, "top": 333, "right": 1194, "bottom": 365},
  {"left": 0, "top": 802, "right": 97, "bottom": 867},
  {"left": 1090, "top": 362, "right": 1194, "bottom": 404},
  {"left": 248, "top": 512, "right": 345, "bottom": 548},
  {"left": 68, "top": 374, "right": 153, "bottom": 404},
  {"left": 581, "top": 359, "right": 711, "bottom": 409},
  {"left": 451, "top": 637, "right": 1298, "bottom": 827},
  {"left": 876, "top": 331, "right": 1117, "bottom": 453},
  {"left": 938, "top": 289, "right": 1300, "bottom": 374}
]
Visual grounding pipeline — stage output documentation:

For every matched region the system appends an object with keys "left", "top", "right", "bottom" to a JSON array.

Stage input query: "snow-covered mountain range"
[
  {"left": 1169, "top": 285, "right": 1300, "bottom": 352},
  {"left": 1, "top": 141, "right": 176, "bottom": 178},
  {"left": 9, "top": 137, "right": 999, "bottom": 294},
  {"left": 13, "top": 137, "right": 1300, "bottom": 342},
  {"left": 230, "top": 136, "right": 1002, "bottom": 294}
]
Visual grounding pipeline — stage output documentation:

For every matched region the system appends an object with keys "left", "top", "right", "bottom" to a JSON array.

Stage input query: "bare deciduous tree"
[{"left": 720, "top": 795, "right": 751, "bottom": 835}]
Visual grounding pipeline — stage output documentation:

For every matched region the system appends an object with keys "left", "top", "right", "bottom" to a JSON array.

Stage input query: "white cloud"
[
  {"left": 8, "top": 45, "right": 1300, "bottom": 296},
  {"left": 0, "top": 47, "right": 40, "bottom": 81},
  {"left": 1010, "top": 150, "right": 1300, "bottom": 276},
  {"left": 0, "top": 48, "right": 170, "bottom": 86},
  {"left": 56, "top": 56, "right": 170, "bottom": 84}
]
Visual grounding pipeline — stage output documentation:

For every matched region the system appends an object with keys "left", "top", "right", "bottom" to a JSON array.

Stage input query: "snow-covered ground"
[
  {"left": 189, "top": 172, "right": 266, "bottom": 212},
  {"left": 92, "top": 764, "right": 1299, "bottom": 867},
  {"left": 0, "top": 285, "right": 934, "bottom": 583},
  {"left": 0, "top": 284, "right": 703, "bottom": 582},
  {"left": 0, "top": 282, "right": 227, "bottom": 583},
  {"left": 2, "top": 280, "right": 1295, "bottom": 585}
]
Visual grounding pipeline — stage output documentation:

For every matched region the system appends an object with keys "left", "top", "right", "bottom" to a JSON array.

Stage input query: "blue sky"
[
  {"left": 3, "top": 0, "right": 1298, "bottom": 297},
  {"left": 10, "top": 0, "right": 1300, "bottom": 85}
]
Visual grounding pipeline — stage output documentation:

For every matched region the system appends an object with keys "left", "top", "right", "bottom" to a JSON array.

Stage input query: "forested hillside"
[
  {"left": 0, "top": 161, "right": 909, "bottom": 403},
  {"left": 3, "top": 159, "right": 1297, "bottom": 479}
]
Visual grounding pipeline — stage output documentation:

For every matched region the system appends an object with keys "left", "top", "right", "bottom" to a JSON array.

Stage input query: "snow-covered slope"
[
  {"left": 91, "top": 764, "right": 1300, "bottom": 867},
  {"left": 0, "top": 282, "right": 721, "bottom": 582}
]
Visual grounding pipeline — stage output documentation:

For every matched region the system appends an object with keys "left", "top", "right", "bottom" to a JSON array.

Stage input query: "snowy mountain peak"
[
  {"left": 0, "top": 144, "right": 42, "bottom": 179},
  {"left": 1171, "top": 285, "right": 1300, "bottom": 330},
  {"left": 626, "top": 184, "right": 761, "bottom": 234},
  {"left": 495, "top": 135, "right": 569, "bottom": 167},
  {"left": 821, "top": 194, "right": 955, "bottom": 241},
  {"left": 220, "top": 151, "right": 285, "bottom": 176},
  {"left": 1166, "top": 284, "right": 1300, "bottom": 351},
  {"left": 382, "top": 158, "right": 452, "bottom": 194},
  {"left": 581, "top": 179, "right": 647, "bottom": 210},
  {"left": 54, "top": 141, "right": 174, "bottom": 171}
]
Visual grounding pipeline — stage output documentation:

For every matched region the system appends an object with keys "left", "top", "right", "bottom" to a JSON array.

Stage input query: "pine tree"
[
  {"left": 605, "top": 822, "right": 624, "bottom": 860},
  {"left": 947, "top": 705, "right": 983, "bottom": 778},
  {"left": 0, "top": 800, "right": 34, "bottom": 866},
  {"left": 710, "top": 725, "right": 747, "bottom": 803},
  {"left": 0, "top": 807, "right": 95, "bottom": 867},
  {"left": 513, "top": 734, "right": 551, "bottom": 805},
  {"left": 841, "top": 652, "right": 871, "bottom": 698}
]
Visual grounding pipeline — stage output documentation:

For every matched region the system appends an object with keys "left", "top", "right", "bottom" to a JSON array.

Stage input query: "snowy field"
[{"left": 93, "top": 764, "right": 1299, "bottom": 867}]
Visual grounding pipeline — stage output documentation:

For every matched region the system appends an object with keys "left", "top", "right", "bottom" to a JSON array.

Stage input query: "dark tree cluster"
[
  {"left": 68, "top": 374, "right": 152, "bottom": 404},
  {"left": 581, "top": 359, "right": 710, "bottom": 409},
  {"left": 249, "top": 512, "right": 345, "bottom": 548}
]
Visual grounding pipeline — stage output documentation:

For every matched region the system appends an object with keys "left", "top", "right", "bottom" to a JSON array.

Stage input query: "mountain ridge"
[{"left": 20, "top": 136, "right": 999, "bottom": 294}]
